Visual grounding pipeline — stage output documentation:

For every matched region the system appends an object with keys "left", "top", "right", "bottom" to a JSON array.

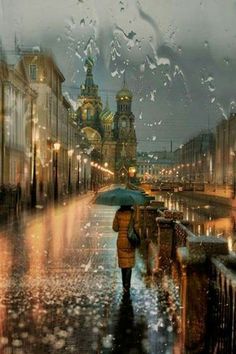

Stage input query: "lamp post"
[
  {"left": 104, "top": 162, "right": 108, "bottom": 185},
  {"left": 53, "top": 142, "right": 61, "bottom": 203},
  {"left": 232, "top": 151, "right": 236, "bottom": 199},
  {"left": 68, "top": 149, "right": 74, "bottom": 195},
  {"left": 90, "top": 161, "right": 94, "bottom": 191},
  {"left": 31, "top": 115, "right": 38, "bottom": 208},
  {"left": 31, "top": 141, "right": 37, "bottom": 208},
  {"left": 83, "top": 157, "right": 88, "bottom": 193},
  {"left": 76, "top": 154, "right": 81, "bottom": 194}
]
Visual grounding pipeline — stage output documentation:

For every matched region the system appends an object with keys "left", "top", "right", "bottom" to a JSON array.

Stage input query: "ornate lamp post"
[
  {"left": 68, "top": 149, "right": 74, "bottom": 194},
  {"left": 83, "top": 157, "right": 88, "bottom": 193},
  {"left": 76, "top": 154, "right": 81, "bottom": 194},
  {"left": 53, "top": 142, "right": 61, "bottom": 203}
]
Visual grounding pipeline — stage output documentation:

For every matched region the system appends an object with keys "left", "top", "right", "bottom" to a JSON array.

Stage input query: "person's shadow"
[{"left": 112, "top": 294, "right": 148, "bottom": 354}]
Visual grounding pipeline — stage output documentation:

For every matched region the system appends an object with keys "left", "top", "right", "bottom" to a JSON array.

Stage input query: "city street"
[{"left": 0, "top": 194, "right": 179, "bottom": 354}]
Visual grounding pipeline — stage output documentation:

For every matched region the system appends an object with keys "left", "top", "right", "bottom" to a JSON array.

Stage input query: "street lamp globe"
[
  {"left": 68, "top": 149, "right": 74, "bottom": 158},
  {"left": 54, "top": 142, "right": 61, "bottom": 151}
]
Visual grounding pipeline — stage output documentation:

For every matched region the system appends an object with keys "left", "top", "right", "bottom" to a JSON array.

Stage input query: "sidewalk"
[{"left": 0, "top": 190, "right": 95, "bottom": 231}]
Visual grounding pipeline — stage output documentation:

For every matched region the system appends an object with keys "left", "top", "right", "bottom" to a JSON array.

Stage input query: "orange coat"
[{"left": 112, "top": 209, "right": 137, "bottom": 268}]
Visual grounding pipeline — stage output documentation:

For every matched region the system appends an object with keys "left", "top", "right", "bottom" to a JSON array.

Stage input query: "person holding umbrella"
[
  {"left": 95, "top": 187, "right": 150, "bottom": 294},
  {"left": 112, "top": 204, "right": 138, "bottom": 294}
]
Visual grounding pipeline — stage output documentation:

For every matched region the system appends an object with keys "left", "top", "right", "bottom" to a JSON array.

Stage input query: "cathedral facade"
[{"left": 76, "top": 57, "right": 137, "bottom": 182}]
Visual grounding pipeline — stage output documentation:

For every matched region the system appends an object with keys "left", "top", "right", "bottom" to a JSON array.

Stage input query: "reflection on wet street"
[{"left": 0, "top": 195, "right": 179, "bottom": 354}]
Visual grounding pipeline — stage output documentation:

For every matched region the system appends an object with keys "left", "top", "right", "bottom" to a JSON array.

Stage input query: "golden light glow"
[
  {"left": 53, "top": 142, "right": 61, "bottom": 151},
  {"left": 68, "top": 149, "right": 74, "bottom": 157}
]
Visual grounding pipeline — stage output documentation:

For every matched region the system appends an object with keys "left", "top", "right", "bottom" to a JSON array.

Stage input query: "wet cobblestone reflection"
[{"left": 0, "top": 195, "right": 180, "bottom": 353}]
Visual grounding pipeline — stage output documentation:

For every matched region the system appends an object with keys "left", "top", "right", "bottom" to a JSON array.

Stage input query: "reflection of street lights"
[
  {"left": 76, "top": 154, "right": 81, "bottom": 194},
  {"left": 68, "top": 149, "right": 74, "bottom": 194},
  {"left": 53, "top": 142, "right": 61, "bottom": 203},
  {"left": 83, "top": 158, "right": 88, "bottom": 193}
]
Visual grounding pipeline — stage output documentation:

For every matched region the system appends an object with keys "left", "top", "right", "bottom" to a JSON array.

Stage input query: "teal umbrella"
[{"left": 94, "top": 187, "right": 150, "bottom": 206}]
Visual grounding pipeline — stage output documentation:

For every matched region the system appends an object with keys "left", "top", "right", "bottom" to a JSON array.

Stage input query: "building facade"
[
  {"left": 0, "top": 51, "right": 37, "bottom": 203},
  {"left": 215, "top": 113, "right": 236, "bottom": 186},
  {"left": 173, "top": 131, "right": 215, "bottom": 184},
  {"left": 76, "top": 57, "right": 137, "bottom": 182},
  {"left": 136, "top": 151, "right": 174, "bottom": 182},
  {"left": 22, "top": 49, "right": 93, "bottom": 203},
  {"left": 0, "top": 47, "right": 94, "bottom": 208}
]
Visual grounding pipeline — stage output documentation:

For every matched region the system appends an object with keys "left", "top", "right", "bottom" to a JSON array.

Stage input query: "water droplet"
[{"left": 80, "top": 18, "right": 85, "bottom": 27}]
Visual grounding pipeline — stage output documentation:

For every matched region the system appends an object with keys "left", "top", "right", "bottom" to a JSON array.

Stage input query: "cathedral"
[{"left": 76, "top": 57, "right": 137, "bottom": 182}]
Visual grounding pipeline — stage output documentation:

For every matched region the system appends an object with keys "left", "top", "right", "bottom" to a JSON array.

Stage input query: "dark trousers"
[{"left": 121, "top": 268, "right": 132, "bottom": 290}]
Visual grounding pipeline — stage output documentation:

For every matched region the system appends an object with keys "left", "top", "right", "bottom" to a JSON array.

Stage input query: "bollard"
[
  {"left": 156, "top": 217, "right": 174, "bottom": 271},
  {"left": 137, "top": 206, "right": 163, "bottom": 275}
]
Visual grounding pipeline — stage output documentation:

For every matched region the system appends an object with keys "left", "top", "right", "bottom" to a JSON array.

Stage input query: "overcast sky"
[{"left": 1, "top": 0, "right": 236, "bottom": 151}]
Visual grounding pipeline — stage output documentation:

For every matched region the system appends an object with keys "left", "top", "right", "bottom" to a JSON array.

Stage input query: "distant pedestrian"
[{"left": 112, "top": 205, "right": 138, "bottom": 294}]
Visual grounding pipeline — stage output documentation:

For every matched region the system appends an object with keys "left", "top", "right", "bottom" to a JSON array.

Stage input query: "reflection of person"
[{"left": 112, "top": 205, "right": 138, "bottom": 294}]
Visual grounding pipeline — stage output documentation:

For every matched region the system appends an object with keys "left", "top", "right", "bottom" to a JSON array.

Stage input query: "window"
[
  {"left": 122, "top": 119, "right": 126, "bottom": 128},
  {"left": 29, "top": 64, "right": 37, "bottom": 81}
]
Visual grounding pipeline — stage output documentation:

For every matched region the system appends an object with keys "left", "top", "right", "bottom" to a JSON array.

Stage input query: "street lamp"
[
  {"left": 53, "top": 142, "right": 61, "bottom": 203},
  {"left": 90, "top": 161, "right": 94, "bottom": 191},
  {"left": 231, "top": 150, "right": 236, "bottom": 199},
  {"left": 76, "top": 154, "right": 81, "bottom": 194},
  {"left": 31, "top": 141, "right": 37, "bottom": 208},
  {"left": 31, "top": 116, "right": 38, "bottom": 208},
  {"left": 83, "top": 157, "right": 88, "bottom": 193},
  {"left": 68, "top": 149, "right": 74, "bottom": 194}
]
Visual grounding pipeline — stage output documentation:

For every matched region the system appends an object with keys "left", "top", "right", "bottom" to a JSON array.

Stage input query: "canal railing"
[{"left": 136, "top": 204, "right": 236, "bottom": 353}]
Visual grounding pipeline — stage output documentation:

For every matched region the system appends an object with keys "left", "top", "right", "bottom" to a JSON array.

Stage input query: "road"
[{"left": 0, "top": 193, "right": 180, "bottom": 354}]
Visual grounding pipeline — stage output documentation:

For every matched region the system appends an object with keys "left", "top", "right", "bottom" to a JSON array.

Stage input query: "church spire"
[
  {"left": 123, "top": 71, "right": 127, "bottom": 88},
  {"left": 81, "top": 56, "right": 98, "bottom": 97},
  {"left": 105, "top": 95, "right": 110, "bottom": 110}
]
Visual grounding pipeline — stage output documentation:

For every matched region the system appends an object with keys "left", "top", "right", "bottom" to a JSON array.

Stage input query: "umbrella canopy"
[{"left": 94, "top": 187, "right": 150, "bottom": 206}]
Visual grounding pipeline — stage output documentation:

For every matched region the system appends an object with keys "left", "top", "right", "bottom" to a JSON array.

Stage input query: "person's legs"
[
  {"left": 125, "top": 268, "right": 132, "bottom": 290},
  {"left": 121, "top": 268, "right": 126, "bottom": 289},
  {"left": 121, "top": 268, "right": 132, "bottom": 291}
]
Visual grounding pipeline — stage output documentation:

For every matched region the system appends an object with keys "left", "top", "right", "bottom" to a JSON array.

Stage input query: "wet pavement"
[{"left": 0, "top": 194, "right": 180, "bottom": 354}]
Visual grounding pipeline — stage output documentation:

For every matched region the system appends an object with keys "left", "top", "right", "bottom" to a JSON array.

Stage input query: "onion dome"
[
  {"left": 100, "top": 98, "right": 114, "bottom": 123},
  {"left": 116, "top": 73, "right": 133, "bottom": 100},
  {"left": 116, "top": 87, "right": 133, "bottom": 100}
]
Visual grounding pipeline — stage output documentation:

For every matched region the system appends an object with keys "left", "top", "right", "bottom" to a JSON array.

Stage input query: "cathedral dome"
[
  {"left": 100, "top": 99, "right": 114, "bottom": 123},
  {"left": 116, "top": 87, "right": 133, "bottom": 100}
]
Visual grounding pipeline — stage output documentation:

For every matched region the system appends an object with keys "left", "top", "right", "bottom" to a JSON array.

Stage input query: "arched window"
[{"left": 122, "top": 119, "right": 126, "bottom": 128}]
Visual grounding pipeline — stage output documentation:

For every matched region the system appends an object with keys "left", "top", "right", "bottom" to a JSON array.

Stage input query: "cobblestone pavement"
[{"left": 0, "top": 194, "right": 181, "bottom": 354}]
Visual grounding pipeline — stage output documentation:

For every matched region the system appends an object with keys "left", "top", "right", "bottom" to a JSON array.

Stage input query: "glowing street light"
[
  {"left": 53, "top": 142, "right": 61, "bottom": 203},
  {"left": 76, "top": 154, "right": 81, "bottom": 194},
  {"left": 68, "top": 149, "right": 74, "bottom": 194},
  {"left": 83, "top": 157, "right": 88, "bottom": 193}
]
